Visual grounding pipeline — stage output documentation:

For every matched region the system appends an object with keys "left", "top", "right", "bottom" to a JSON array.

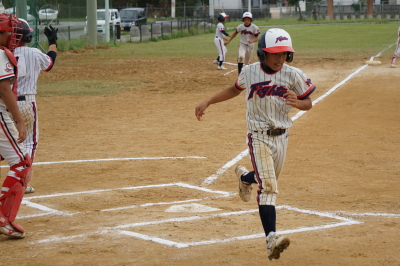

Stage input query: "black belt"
[
  {"left": 254, "top": 128, "right": 286, "bottom": 136},
  {"left": 17, "top": 96, "right": 26, "bottom": 101}
]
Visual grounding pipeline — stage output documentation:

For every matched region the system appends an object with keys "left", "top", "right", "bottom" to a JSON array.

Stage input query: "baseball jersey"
[
  {"left": 215, "top": 22, "right": 228, "bottom": 39},
  {"left": 14, "top": 46, "right": 53, "bottom": 95},
  {"left": 235, "top": 62, "right": 316, "bottom": 131},
  {"left": 236, "top": 23, "right": 260, "bottom": 46}
]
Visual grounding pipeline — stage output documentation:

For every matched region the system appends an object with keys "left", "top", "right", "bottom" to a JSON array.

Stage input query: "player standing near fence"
[
  {"left": 195, "top": 28, "right": 316, "bottom": 260},
  {"left": 13, "top": 19, "right": 58, "bottom": 194},
  {"left": 225, "top": 12, "right": 260, "bottom": 75},
  {"left": 0, "top": 13, "right": 33, "bottom": 239},
  {"left": 213, "top": 13, "right": 230, "bottom": 70},
  {"left": 390, "top": 26, "right": 400, "bottom": 68}
]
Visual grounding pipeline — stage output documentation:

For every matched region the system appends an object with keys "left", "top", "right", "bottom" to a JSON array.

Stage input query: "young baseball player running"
[
  {"left": 390, "top": 26, "right": 400, "bottom": 68},
  {"left": 14, "top": 19, "right": 58, "bottom": 194},
  {"left": 225, "top": 12, "right": 260, "bottom": 75},
  {"left": 195, "top": 28, "right": 316, "bottom": 260},
  {"left": 0, "top": 13, "right": 33, "bottom": 239},
  {"left": 213, "top": 13, "right": 230, "bottom": 70}
]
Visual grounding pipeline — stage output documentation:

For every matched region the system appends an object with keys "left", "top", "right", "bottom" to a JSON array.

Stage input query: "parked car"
[
  {"left": 38, "top": 8, "right": 58, "bottom": 24},
  {"left": 95, "top": 8, "right": 121, "bottom": 34},
  {"left": 120, "top": 7, "right": 147, "bottom": 31},
  {"left": 5, "top": 6, "right": 35, "bottom": 23}
]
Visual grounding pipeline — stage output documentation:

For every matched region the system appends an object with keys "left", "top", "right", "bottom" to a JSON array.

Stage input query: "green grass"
[
  {"left": 111, "top": 23, "right": 397, "bottom": 60},
  {"left": 40, "top": 22, "right": 398, "bottom": 96}
]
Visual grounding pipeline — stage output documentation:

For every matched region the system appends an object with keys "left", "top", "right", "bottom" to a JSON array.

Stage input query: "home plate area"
[{"left": 19, "top": 182, "right": 361, "bottom": 246}]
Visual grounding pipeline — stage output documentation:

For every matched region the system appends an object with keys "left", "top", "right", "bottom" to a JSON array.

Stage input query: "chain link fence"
[{"left": 2, "top": 1, "right": 400, "bottom": 47}]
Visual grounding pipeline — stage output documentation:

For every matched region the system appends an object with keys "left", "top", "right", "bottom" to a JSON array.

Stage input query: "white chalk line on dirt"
[
  {"left": 0, "top": 156, "right": 206, "bottom": 168},
  {"left": 19, "top": 182, "right": 231, "bottom": 218},
  {"left": 202, "top": 46, "right": 393, "bottom": 186},
  {"left": 32, "top": 205, "right": 361, "bottom": 245}
]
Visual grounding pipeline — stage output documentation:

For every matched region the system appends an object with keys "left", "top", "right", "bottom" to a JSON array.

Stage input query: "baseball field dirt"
[{"left": 0, "top": 44, "right": 399, "bottom": 266}]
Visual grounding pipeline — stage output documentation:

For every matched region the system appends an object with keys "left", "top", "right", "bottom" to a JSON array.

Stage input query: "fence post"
[
  {"left": 68, "top": 26, "right": 70, "bottom": 40},
  {"left": 151, "top": 23, "right": 153, "bottom": 39}
]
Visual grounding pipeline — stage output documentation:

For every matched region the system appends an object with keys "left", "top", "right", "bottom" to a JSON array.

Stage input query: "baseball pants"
[
  {"left": 246, "top": 131, "right": 289, "bottom": 206},
  {"left": 214, "top": 37, "right": 227, "bottom": 62},
  {"left": 238, "top": 43, "right": 254, "bottom": 65},
  {"left": 16, "top": 95, "right": 38, "bottom": 161}
]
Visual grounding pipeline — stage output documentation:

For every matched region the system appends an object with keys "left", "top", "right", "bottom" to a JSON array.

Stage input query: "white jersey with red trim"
[
  {"left": 14, "top": 46, "right": 53, "bottom": 95},
  {"left": 236, "top": 23, "right": 260, "bottom": 46},
  {"left": 215, "top": 22, "right": 227, "bottom": 39},
  {"left": 235, "top": 62, "right": 316, "bottom": 131}
]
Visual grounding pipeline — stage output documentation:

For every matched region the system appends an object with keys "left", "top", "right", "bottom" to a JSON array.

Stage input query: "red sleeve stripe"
[
  {"left": 297, "top": 84, "right": 316, "bottom": 100},
  {"left": 235, "top": 80, "right": 245, "bottom": 91},
  {"left": 0, "top": 73, "right": 15, "bottom": 80},
  {"left": 44, "top": 57, "right": 54, "bottom": 72}
]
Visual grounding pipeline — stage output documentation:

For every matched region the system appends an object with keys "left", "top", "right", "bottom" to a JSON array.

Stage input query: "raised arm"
[{"left": 195, "top": 85, "right": 242, "bottom": 121}]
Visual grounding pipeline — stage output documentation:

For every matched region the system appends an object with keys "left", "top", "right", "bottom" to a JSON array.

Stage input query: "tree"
[{"left": 288, "top": 0, "right": 305, "bottom": 21}]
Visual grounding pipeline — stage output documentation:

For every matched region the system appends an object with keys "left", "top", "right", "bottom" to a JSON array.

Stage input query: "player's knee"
[{"left": 9, "top": 154, "right": 33, "bottom": 187}]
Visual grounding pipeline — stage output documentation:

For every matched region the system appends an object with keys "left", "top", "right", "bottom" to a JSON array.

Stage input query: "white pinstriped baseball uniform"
[
  {"left": 214, "top": 22, "right": 228, "bottom": 61},
  {"left": 235, "top": 62, "right": 316, "bottom": 206},
  {"left": 236, "top": 23, "right": 260, "bottom": 64},
  {"left": 0, "top": 49, "right": 27, "bottom": 168},
  {"left": 14, "top": 46, "right": 53, "bottom": 160},
  {"left": 390, "top": 26, "right": 400, "bottom": 66}
]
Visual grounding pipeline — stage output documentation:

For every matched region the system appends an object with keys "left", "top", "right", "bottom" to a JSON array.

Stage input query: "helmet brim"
[{"left": 263, "top": 46, "right": 295, "bottom": 53}]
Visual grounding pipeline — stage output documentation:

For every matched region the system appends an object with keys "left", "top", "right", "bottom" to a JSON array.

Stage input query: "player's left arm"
[{"left": 284, "top": 90, "right": 312, "bottom": 110}]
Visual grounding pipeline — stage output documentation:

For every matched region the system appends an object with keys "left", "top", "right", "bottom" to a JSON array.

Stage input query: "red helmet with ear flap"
[
  {"left": 0, "top": 13, "right": 23, "bottom": 52},
  {"left": 257, "top": 28, "right": 295, "bottom": 63}
]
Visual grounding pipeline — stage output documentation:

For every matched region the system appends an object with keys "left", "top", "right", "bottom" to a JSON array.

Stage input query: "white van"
[{"left": 96, "top": 9, "right": 121, "bottom": 34}]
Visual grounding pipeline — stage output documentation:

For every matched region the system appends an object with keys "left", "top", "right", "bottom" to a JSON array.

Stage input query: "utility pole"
[
  {"left": 87, "top": 0, "right": 97, "bottom": 47},
  {"left": 16, "top": 0, "right": 28, "bottom": 20}
]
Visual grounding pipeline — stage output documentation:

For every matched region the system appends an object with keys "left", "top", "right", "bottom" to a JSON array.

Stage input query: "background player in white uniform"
[
  {"left": 195, "top": 28, "right": 316, "bottom": 260},
  {"left": 213, "top": 13, "right": 230, "bottom": 70},
  {"left": 14, "top": 20, "right": 58, "bottom": 194},
  {"left": 0, "top": 13, "right": 33, "bottom": 239},
  {"left": 390, "top": 26, "right": 400, "bottom": 68},
  {"left": 225, "top": 12, "right": 260, "bottom": 75}
]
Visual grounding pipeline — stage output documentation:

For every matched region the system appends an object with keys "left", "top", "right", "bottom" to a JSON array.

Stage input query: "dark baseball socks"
[
  {"left": 238, "top": 63, "right": 244, "bottom": 74},
  {"left": 259, "top": 205, "right": 277, "bottom": 237},
  {"left": 241, "top": 170, "right": 257, "bottom": 185}
]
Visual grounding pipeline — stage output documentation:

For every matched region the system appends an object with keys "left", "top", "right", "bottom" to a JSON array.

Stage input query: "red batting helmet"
[{"left": 0, "top": 13, "right": 23, "bottom": 52}]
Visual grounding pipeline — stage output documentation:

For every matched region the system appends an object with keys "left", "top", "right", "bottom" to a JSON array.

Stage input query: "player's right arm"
[
  {"left": 226, "top": 31, "right": 238, "bottom": 45},
  {"left": 0, "top": 79, "right": 26, "bottom": 142},
  {"left": 195, "top": 85, "right": 241, "bottom": 121}
]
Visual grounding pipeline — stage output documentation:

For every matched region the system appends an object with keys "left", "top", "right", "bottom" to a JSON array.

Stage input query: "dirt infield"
[{"left": 1, "top": 47, "right": 399, "bottom": 266}]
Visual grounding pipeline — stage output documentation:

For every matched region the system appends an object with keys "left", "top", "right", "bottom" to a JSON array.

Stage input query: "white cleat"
[
  {"left": 390, "top": 64, "right": 396, "bottom": 68},
  {"left": 0, "top": 224, "right": 26, "bottom": 239},
  {"left": 25, "top": 184, "right": 35, "bottom": 194},
  {"left": 213, "top": 59, "right": 218, "bottom": 64},
  {"left": 235, "top": 165, "right": 252, "bottom": 202},
  {"left": 217, "top": 65, "right": 227, "bottom": 70},
  {"left": 266, "top": 232, "right": 290, "bottom": 260}
]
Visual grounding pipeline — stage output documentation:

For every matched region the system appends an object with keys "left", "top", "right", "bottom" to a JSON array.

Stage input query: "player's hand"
[
  {"left": 195, "top": 100, "right": 209, "bottom": 121},
  {"left": 225, "top": 41, "right": 230, "bottom": 45},
  {"left": 44, "top": 25, "right": 58, "bottom": 46},
  {"left": 16, "top": 121, "right": 26, "bottom": 143},
  {"left": 283, "top": 90, "right": 298, "bottom": 108}
]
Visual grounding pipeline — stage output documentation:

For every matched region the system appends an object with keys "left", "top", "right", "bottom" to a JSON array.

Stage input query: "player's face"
[
  {"left": 0, "top": 31, "right": 11, "bottom": 47},
  {"left": 243, "top": 18, "right": 251, "bottom": 26},
  {"left": 264, "top": 52, "right": 287, "bottom": 71}
]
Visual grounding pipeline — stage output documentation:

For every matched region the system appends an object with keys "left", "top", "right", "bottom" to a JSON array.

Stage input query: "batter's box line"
[
  {"left": 0, "top": 156, "right": 207, "bottom": 168},
  {"left": 32, "top": 206, "right": 362, "bottom": 245},
  {"left": 19, "top": 182, "right": 232, "bottom": 219},
  {"left": 117, "top": 205, "right": 362, "bottom": 248}
]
